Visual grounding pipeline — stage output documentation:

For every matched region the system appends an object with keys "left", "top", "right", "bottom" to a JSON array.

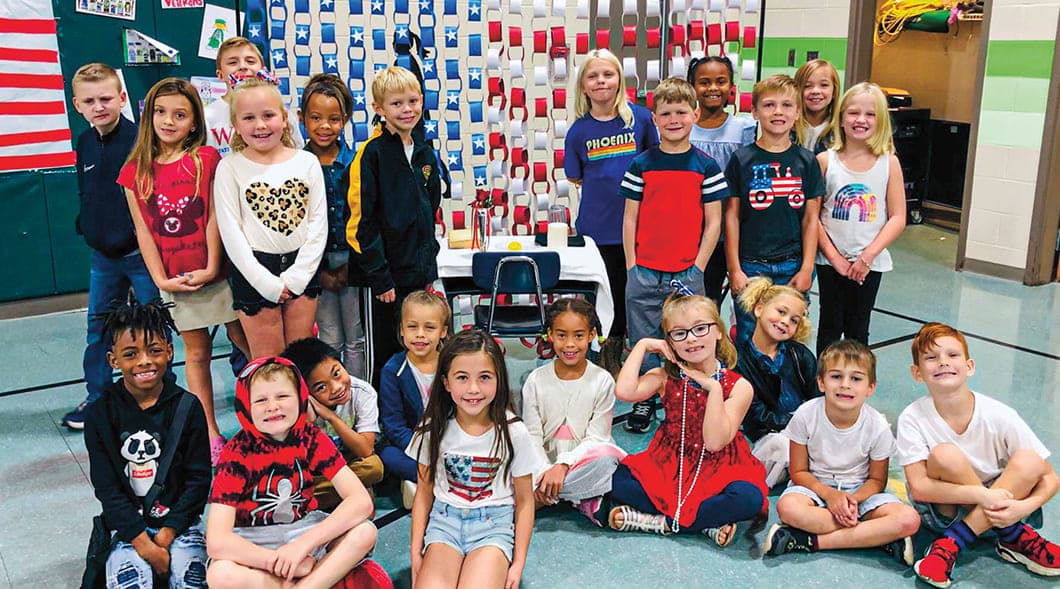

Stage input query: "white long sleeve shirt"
[{"left": 521, "top": 361, "right": 618, "bottom": 467}]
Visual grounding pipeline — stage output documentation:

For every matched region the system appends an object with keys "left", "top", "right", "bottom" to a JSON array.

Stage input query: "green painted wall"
[
  {"left": 760, "top": 36, "right": 848, "bottom": 81},
  {"left": 977, "top": 40, "right": 1055, "bottom": 150}
]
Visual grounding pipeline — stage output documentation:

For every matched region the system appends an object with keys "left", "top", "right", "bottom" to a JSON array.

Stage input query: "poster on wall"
[
  {"left": 75, "top": 0, "right": 136, "bottom": 21},
  {"left": 123, "top": 28, "right": 181, "bottom": 65},
  {"left": 190, "top": 76, "right": 227, "bottom": 108},
  {"left": 161, "top": 0, "right": 204, "bottom": 7},
  {"left": 197, "top": 3, "right": 237, "bottom": 60}
]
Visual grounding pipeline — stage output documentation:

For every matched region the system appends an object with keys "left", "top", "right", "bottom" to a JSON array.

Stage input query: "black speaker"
[{"left": 926, "top": 120, "right": 970, "bottom": 209}]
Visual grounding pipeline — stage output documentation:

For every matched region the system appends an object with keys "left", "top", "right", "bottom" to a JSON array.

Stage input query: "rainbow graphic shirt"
[{"left": 831, "top": 183, "right": 878, "bottom": 223}]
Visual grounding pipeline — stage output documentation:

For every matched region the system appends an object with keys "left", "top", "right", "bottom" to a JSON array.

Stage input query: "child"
[
  {"left": 205, "top": 356, "right": 382, "bottom": 588},
  {"left": 282, "top": 337, "right": 384, "bottom": 508},
  {"left": 814, "top": 82, "right": 906, "bottom": 355},
  {"left": 379, "top": 291, "right": 450, "bottom": 507},
  {"left": 205, "top": 36, "right": 303, "bottom": 158},
  {"left": 898, "top": 323, "right": 1059, "bottom": 586},
  {"left": 84, "top": 298, "right": 210, "bottom": 588},
  {"left": 609, "top": 290, "right": 767, "bottom": 546},
  {"left": 735, "top": 277, "right": 820, "bottom": 488},
  {"left": 793, "top": 59, "right": 839, "bottom": 153},
  {"left": 407, "top": 330, "right": 537, "bottom": 588},
  {"left": 724, "top": 74, "right": 824, "bottom": 345},
  {"left": 214, "top": 77, "right": 327, "bottom": 358},
  {"left": 345, "top": 66, "right": 442, "bottom": 390},
  {"left": 619, "top": 77, "right": 726, "bottom": 433},
  {"left": 764, "top": 339, "right": 920, "bottom": 565},
  {"left": 299, "top": 73, "right": 366, "bottom": 379},
  {"left": 119, "top": 77, "right": 250, "bottom": 464},
  {"left": 64, "top": 62, "right": 162, "bottom": 430},
  {"left": 522, "top": 299, "right": 626, "bottom": 523},
  {"left": 564, "top": 48, "right": 659, "bottom": 371},
  {"left": 687, "top": 55, "right": 758, "bottom": 305}
]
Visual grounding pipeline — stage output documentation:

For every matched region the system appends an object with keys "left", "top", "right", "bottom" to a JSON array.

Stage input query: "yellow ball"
[{"left": 507, "top": 241, "right": 522, "bottom": 251}]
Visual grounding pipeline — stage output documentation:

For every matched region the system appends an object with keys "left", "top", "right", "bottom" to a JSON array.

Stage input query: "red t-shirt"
[{"left": 117, "top": 147, "right": 221, "bottom": 280}]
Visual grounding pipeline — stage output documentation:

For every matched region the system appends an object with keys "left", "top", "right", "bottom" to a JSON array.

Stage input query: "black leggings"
[
  {"left": 596, "top": 244, "right": 627, "bottom": 339},
  {"left": 815, "top": 263, "right": 883, "bottom": 356}
]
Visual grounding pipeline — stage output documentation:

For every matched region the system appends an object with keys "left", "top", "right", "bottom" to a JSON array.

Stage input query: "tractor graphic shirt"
[{"left": 725, "top": 144, "right": 825, "bottom": 261}]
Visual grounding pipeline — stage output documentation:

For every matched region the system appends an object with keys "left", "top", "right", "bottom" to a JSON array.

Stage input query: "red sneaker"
[
  {"left": 996, "top": 524, "right": 1060, "bottom": 577},
  {"left": 914, "top": 536, "right": 960, "bottom": 588},
  {"left": 329, "top": 559, "right": 393, "bottom": 589}
]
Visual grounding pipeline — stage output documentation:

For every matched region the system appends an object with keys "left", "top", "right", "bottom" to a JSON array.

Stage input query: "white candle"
[{"left": 547, "top": 222, "right": 568, "bottom": 250}]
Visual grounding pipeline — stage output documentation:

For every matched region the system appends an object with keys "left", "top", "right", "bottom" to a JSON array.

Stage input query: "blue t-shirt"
[
  {"left": 564, "top": 103, "right": 658, "bottom": 245},
  {"left": 689, "top": 115, "right": 757, "bottom": 171}
]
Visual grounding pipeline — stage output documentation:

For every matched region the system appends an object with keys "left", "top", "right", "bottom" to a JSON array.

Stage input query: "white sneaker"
[{"left": 402, "top": 480, "right": 416, "bottom": 510}]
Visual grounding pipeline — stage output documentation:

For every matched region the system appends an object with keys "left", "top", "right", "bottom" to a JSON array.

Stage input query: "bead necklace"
[{"left": 672, "top": 361, "right": 722, "bottom": 533}]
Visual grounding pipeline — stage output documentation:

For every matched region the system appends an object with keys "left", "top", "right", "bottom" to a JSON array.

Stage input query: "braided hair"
[{"left": 100, "top": 294, "right": 178, "bottom": 348}]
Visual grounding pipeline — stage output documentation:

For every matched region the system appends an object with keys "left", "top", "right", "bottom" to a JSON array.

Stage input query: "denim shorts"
[
  {"left": 913, "top": 500, "right": 1044, "bottom": 534},
  {"left": 229, "top": 250, "right": 322, "bottom": 315},
  {"left": 781, "top": 483, "right": 902, "bottom": 519},
  {"left": 424, "top": 500, "right": 515, "bottom": 561}
]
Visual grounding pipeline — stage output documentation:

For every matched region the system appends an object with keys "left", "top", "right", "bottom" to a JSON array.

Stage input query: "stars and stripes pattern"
[{"left": 444, "top": 452, "right": 501, "bottom": 503}]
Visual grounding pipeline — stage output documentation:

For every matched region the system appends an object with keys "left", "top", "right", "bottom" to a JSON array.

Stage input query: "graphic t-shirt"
[
  {"left": 817, "top": 149, "right": 894, "bottom": 272},
  {"left": 117, "top": 147, "right": 222, "bottom": 281}
]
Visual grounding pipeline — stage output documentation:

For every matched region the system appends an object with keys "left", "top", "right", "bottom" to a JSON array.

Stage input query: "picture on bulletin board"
[
  {"left": 124, "top": 28, "right": 181, "bottom": 65},
  {"left": 76, "top": 0, "right": 137, "bottom": 21},
  {"left": 198, "top": 3, "right": 237, "bottom": 60}
]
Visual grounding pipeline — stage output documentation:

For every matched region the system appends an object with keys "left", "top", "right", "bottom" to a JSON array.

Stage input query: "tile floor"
[{"left": 0, "top": 225, "right": 1057, "bottom": 588}]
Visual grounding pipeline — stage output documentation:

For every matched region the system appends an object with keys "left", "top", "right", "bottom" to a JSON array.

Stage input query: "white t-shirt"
[
  {"left": 315, "top": 374, "right": 381, "bottom": 447},
  {"left": 896, "top": 392, "right": 1050, "bottom": 485},
  {"left": 784, "top": 397, "right": 896, "bottom": 487},
  {"left": 801, "top": 121, "right": 827, "bottom": 150},
  {"left": 521, "top": 361, "right": 617, "bottom": 466},
  {"left": 407, "top": 361, "right": 434, "bottom": 409},
  {"left": 205, "top": 98, "right": 305, "bottom": 159},
  {"left": 407, "top": 413, "right": 539, "bottom": 508}
]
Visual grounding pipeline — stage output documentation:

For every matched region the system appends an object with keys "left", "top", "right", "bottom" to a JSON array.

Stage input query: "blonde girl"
[
  {"left": 794, "top": 59, "right": 840, "bottom": 153},
  {"left": 815, "top": 82, "right": 905, "bottom": 355},
  {"left": 564, "top": 48, "right": 658, "bottom": 369},
  {"left": 735, "top": 277, "right": 821, "bottom": 488},
  {"left": 609, "top": 289, "right": 767, "bottom": 546},
  {"left": 118, "top": 77, "right": 250, "bottom": 463},
  {"left": 214, "top": 77, "right": 327, "bottom": 358}
]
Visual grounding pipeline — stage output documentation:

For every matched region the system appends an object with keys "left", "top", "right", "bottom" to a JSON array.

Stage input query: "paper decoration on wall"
[
  {"left": 161, "top": 0, "right": 204, "bottom": 7},
  {"left": 190, "top": 76, "right": 228, "bottom": 108},
  {"left": 76, "top": 0, "right": 136, "bottom": 21},
  {"left": 123, "top": 28, "right": 181, "bottom": 65},
  {"left": 198, "top": 3, "right": 237, "bottom": 60}
]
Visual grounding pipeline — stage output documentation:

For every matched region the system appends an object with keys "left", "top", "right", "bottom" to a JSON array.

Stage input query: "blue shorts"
[
  {"left": 424, "top": 500, "right": 515, "bottom": 561},
  {"left": 781, "top": 483, "right": 902, "bottom": 519},
  {"left": 913, "top": 501, "right": 1044, "bottom": 534}
]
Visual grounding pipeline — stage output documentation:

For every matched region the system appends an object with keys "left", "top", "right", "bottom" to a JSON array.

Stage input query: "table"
[{"left": 436, "top": 235, "right": 615, "bottom": 336}]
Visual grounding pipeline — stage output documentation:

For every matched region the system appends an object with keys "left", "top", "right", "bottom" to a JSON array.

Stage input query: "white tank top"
[{"left": 816, "top": 149, "right": 893, "bottom": 272}]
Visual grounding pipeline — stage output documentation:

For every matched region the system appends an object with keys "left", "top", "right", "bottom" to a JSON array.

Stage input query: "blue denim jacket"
[{"left": 306, "top": 140, "right": 356, "bottom": 258}]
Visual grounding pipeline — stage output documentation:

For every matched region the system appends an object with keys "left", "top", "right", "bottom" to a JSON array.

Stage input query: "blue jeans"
[
  {"left": 380, "top": 444, "right": 419, "bottom": 482},
  {"left": 733, "top": 257, "right": 802, "bottom": 346},
  {"left": 106, "top": 524, "right": 206, "bottom": 589},
  {"left": 626, "top": 264, "right": 705, "bottom": 373},
  {"left": 83, "top": 251, "right": 164, "bottom": 404}
]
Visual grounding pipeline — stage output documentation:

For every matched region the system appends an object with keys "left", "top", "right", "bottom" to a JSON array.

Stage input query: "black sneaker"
[
  {"left": 61, "top": 401, "right": 90, "bottom": 431},
  {"left": 882, "top": 536, "right": 915, "bottom": 567},
  {"left": 763, "top": 523, "right": 817, "bottom": 556},
  {"left": 625, "top": 398, "right": 655, "bottom": 433}
]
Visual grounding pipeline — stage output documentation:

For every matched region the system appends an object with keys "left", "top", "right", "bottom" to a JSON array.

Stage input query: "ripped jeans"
[{"left": 106, "top": 523, "right": 206, "bottom": 589}]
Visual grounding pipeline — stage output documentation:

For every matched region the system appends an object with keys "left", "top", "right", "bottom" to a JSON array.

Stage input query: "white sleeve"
[
  {"left": 868, "top": 413, "right": 897, "bottom": 461},
  {"left": 287, "top": 105, "right": 305, "bottom": 148},
  {"left": 783, "top": 402, "right": 812, "bottom": 445},
  {"left": 352, "top": 380, "right": 381, "bottom": 434},
  {"left": 520, "top": 371, "right": 546, "bottom": 454},
  {"left": 406, "top": 427, "right": 432, "bottom": 465},
  {"left": 280, "top": 156, "right": 327, "bottom": 295},
  {"left": 214, "top": 157, "right": 285, "bottom": 302},
  {"left": 895, "top": 406, "right": 930, "bottom": 467},
  {"left": 1000, "top": 407, "right": 1051, "bottom": 461},
  {"left": 555, "top": 372, "right": 617, "bottom": 466},
  {"left": 509, "top": 421, "right": 543, "bottom": 478}
]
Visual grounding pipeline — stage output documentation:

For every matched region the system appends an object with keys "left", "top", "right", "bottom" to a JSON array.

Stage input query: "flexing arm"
[{"left": 614, "top": 339, "right": 669, "bottom": 403}]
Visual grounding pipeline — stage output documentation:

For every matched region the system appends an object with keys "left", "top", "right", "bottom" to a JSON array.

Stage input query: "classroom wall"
[{"left": 760, "top": 0, "right": 850, "bottom": 81}]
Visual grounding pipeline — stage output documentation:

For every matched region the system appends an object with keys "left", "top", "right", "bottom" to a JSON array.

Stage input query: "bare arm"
[
  {"left": 848, "top": 155, "right": 906, "bottom": 282},
  {"left": 409, "top": 464, "right": 434, "bottom": 586},
  {"left": 697, "top": 374, "right": 752, "bottom": 452},
  {"left": 904, "top": 461, "right": 990, "bottom": 506},
  {"left": 789, "top": 197, "right": 820, "bottom": 292},
  {"left": 851, "top": 458, "right": 888, "bottom": 503},
  {"left": 813, "top": 152, "right": 852, "bottom": 270},
  {"left": 723, "top": 198, "right": 746, "bottom": 293},
  {"left": 694, "top": 201, "right": 722, "bottom": 270},
  {"left": 185, "top": 192, "right": 224, "bottom": 286},
  {"left": 125, "top": 189, "right": 198, "bottom": 293},
  {"left": 309, "top": 399, "right": 376, "bottom": 459},
  {"left": 205, "top": 503, "right": 277, "bottom": 569},
  {"left": 614, "top": 339, "right": 669, "bottom": 403},
  {"left": 622, "top": 199, "right": 639, "bottom": 270},
  {"left": 506, "top": 474, "right": 536, "bottom": 589}
]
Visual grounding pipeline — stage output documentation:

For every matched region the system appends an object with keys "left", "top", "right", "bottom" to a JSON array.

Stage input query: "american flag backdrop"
[{"left": 0, "top": 0, "right": 76, "bottom": 173}]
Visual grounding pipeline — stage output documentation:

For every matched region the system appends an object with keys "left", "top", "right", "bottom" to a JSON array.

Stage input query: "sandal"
[
  {"left": 608, "top": 505, "right": 670, "bottom": 535},
  {"left": 705, "top": 523, "right": 738, "bottom": 547}
]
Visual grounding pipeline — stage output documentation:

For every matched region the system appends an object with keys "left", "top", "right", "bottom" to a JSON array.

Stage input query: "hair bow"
[
  {"left": 669, "top": 279, "right": 696, "bottom": 297},
  {"left": 228, "top": 69, "right": 280, "bottom": 88}
]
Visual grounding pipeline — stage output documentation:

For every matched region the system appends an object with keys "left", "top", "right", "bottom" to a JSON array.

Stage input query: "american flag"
[
  {"left": 444, "top": 453, "right": 501, "bottom": 503},
  {"left": 0, "top": 0, "right": 75, "bottom": 173}
]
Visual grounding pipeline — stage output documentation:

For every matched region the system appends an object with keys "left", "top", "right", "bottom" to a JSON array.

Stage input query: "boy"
[
  {"left": 84, "top": 298, "right": 210, "bottom": 588},
  {"left": 618, "top": 76, "right": 726, "bottom": 432},
  {"left": 65, "top": 62, "right": 163, "bottom": 430},
  {"left": 345, "top": 66, "right": 442, "bottom": 390},
  {"left": 724, "top": 74, "right": 823, "bottom": 345},
  {"left": 205, "top": 36, "right": 303, "bottom": 158},
  {"left": 898, "top": 323, "right": 1059, "bottom": 586},
  {"left": 205, "top": 356, "right": 382, "bottom": 588},
  {"left": 282, "top": 337, "right": 385, "bottom": 507},
  {"left": 763, "top": 340, "right": 920, "bottom": 565}
]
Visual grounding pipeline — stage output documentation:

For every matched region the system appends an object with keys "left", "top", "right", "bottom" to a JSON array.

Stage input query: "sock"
[
  {"left": 996, "top": 522, "right": 1024, "bottom": 544},
  {"left": 808, "top": 531, "right": 820, "bottom": 552},
  {"left": 943, "top": 519, "right": 976, "bottom": 551}
]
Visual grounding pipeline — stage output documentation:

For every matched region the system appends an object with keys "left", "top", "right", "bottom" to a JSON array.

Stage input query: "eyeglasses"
[{"left": 666, "top": 322, "right": 717, "bottom": 342}]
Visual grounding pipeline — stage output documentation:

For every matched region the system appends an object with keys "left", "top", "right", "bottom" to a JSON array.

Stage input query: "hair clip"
[
  {"left": 669, "top": 279, "right": 696, "bottom": 297},
  {"left": 228, "top": 69, "right": 280, "bottom": 88}
]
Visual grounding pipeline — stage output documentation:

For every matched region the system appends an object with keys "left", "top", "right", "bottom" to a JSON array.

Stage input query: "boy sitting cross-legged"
[{"left": 899, "top": 322, "right": 1059, "bottom": 587}]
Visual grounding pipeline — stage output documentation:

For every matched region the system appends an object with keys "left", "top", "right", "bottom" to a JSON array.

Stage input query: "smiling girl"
[{"left": 794, "top": 59, "right": 840, "bottom": 153}]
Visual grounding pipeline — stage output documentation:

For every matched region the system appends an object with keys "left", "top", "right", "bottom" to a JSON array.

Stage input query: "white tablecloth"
[{"left": 436, "top": 235, "right": 615, "bottom": 335}]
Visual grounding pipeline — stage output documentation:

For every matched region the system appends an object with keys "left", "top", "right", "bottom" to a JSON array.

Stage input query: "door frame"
[{"left": 1023, "top": 11, "right": 1060, "bottom": 285}]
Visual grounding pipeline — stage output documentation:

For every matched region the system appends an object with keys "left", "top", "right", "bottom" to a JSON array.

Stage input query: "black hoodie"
[
  {"left": 75, "top": 115, "right": 139, "bottom": 258},
  {"left": 84, "top": 379, "right": 211, "bottom": 542}
]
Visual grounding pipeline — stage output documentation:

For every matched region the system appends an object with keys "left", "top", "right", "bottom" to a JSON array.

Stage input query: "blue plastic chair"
[{"left": 470, "top": 251, "right": 561, "bottom": 337}]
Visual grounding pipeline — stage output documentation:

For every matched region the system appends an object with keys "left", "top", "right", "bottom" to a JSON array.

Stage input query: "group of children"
[{"left": 68, "top": 34, "right": 1057, "bottom": 589}]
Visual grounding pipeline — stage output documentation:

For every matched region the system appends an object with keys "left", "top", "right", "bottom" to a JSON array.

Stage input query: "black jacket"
[
  {"left": 736, "top": 339, "right": 821, "bottom": 442},
  {"left": 75, "top": 116, "right": 139, "bottom": 258},
  {"left": 343, "top": 123, "right": 442, "bottom": 292},
  {"left": 84, "top": 379, "right": 211, "bottom": 542}
]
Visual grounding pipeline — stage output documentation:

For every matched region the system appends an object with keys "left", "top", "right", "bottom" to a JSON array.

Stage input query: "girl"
[
  {"left": 609, "top": 290, "right": 767, "bottom": 546},
  {"left": 815, "top": 82, "right": 905, "bottom": 355},
  {"left": 299, "top": 73, "right": 365, "bottom": 379},
  {"left": 686, "top": 55, "right": 758, "bottom": 305},
  {"left": 521, "top": 299, "right": 626, "bottom": 524},
  {"left": 214, "top": 76, "right": 327, "bottom": 358},
  {"left": 379, "top": 291, "right": 450, "bottom": 507},
  {"left": 564, "top": 48, "right": 658, "bottom": 372},
  {"left": 793, "top": 59, "right": 840, "bottom": 153},
  {"left": 408, "top": 330, "right": 537, "bottom": 589},
  {"left": 735, "top": 277, "right": 820, "bottom": 489},
  {"left": 118, "top": 77, "right": 250, "bottom": 463}
]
